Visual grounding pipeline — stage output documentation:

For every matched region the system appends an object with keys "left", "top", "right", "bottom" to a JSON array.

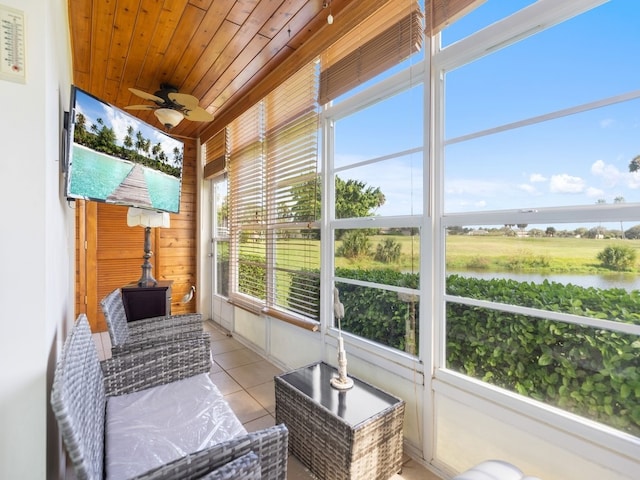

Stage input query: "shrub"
[
  {"left": 597, "top": 245, "right": 637, "bottom": 271},
  {"left": 466, "top": 256, "right": 491, "bottom": 269},
  {"left": 374, "top": 238, "right": 401, "bottom": 263},
  {"left": 503, "top": 249, "right": 550, "bottom": 270},
  {"left": 336, "top": 230, "right": 371, "bottom": 258},
  {"left": 238, "top": 255, "right": 266, "bottom": 299},
  {"left": 446, "top": 274, "right": 640, "bottom": 436}
]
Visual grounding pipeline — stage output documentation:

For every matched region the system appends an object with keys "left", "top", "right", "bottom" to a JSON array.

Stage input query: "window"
[
  {"left": 328, "top": 72, "right": 423, "bottom": 355},
  {"left": 212, "top": 176, "right": 229, "bottom": 298},
  {"left": 227, "top": 61, "right": 321, "bottom": 325},
  {"left": 439, "top": 0, "right": 640, "bottom": 437},
  {"left": 204, "top": 130, "right": 229, "bottom": 298}
]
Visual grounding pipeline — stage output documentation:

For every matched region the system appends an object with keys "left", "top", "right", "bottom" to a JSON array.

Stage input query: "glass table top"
[{"left": 276, "top": 361, "right": 402, "bottom": 426}]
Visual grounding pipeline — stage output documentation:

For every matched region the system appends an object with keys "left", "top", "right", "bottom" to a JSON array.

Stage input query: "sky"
[
  {"left": 72, "top": 88, "right": 184, "bottom": 168},
  {"left": 332, "top": 0, "right": 640, "bottom": 221}
]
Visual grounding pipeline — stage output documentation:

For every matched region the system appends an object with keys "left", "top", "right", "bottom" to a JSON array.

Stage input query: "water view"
[{"left": 448, "top": 270, "right": 640, "bottom": 292}]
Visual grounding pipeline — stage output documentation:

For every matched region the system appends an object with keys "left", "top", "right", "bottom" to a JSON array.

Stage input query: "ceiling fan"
[{"left": 126, "top": 83, "right": 213, "bottom": 129}]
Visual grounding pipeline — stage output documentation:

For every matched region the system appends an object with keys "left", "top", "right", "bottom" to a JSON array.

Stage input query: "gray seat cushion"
[{"left": 105, "top": 373, "right": 246, "bottom": 480}]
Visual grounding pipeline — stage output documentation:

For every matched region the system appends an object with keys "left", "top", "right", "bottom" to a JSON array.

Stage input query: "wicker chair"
[
  {"left": 100, "top": 287, "right": 204, "bottom": 354},
  {"left": 51, "top": 314, "right": 289, "bottom": 480}
]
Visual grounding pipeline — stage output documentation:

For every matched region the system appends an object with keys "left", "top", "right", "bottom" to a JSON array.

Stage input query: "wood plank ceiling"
[{"left": 68, "top": 0, "right": 392, "bottom": 142}]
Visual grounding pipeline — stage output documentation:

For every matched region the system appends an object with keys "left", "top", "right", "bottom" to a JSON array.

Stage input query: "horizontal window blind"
[
  {"left": 319, "top": 0, "right": 424, "bottom": 105},
  {"left": 265, "top": 60, "right": 320, "bottom": 320},
  {"left": 228, "top": 104, "right": 265, "bottom": 310},
  {"left": 227, "top": 61, "right": 320, "bottom": 322},
  {"left": 229, "top": 104, "right": 264, "bottom": 226},
  {"left": 203, "top": 128, "right": 227, "bottom": 179},
  {"left": 425, "top": 0, "right": 481, "bottom": 35}
]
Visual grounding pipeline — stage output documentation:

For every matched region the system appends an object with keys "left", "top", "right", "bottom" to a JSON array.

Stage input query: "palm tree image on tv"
[{"left": 66, "top": 88, "right": 184, "bottom": 213}]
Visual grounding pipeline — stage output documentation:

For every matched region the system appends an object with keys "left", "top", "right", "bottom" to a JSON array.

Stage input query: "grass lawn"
[
  {"left": 239, "top": 234, "right": 640, "bottom": 274},
  {"left": 445, "top": 235, "right": 640, "bottom": 273}
]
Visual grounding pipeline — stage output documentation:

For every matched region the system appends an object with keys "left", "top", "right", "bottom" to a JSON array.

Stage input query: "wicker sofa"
[
  {"left": 51, "top": 314, "right": 288, "bottom": 479},
  {"left": 100, "top": 288, "right": 205, "bottom": 354}
]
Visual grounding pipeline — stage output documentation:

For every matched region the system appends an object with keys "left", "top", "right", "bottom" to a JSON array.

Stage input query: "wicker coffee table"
[{"left": 275, "top": 361, "right": 405, "bottom": 480}]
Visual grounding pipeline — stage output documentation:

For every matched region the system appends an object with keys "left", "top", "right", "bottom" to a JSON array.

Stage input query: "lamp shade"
[
  {"left": 127, "top": 207, "right": 170, "bottom": 228},
  {"left": 154, "top": 108, "right": 184, "bottom": 129}
]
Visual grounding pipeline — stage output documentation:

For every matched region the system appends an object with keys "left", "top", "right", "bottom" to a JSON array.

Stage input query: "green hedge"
[
  {"left": 237, "top": 261, "right": 640, "bottom": 436},
  {"left": 335, "top": 268, "right": 420, "bottom": 354},
  {"left": 238, "top": 256, "right": 266, "bottom": 300},
  {"left": 446, "top": 274, "right": 640, "bottom": 436}
]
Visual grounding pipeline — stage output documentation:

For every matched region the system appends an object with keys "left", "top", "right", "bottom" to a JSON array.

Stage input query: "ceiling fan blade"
[
  {"left": 125, "top": 104, "right": 157, "bottom": 111},
  {"left": 129, "top": 87, "right": 164, "bottom": 103},
  {"left": 168, "top": 92, "right": 200, "bottom": 109},
  {"left": 183, "top": 106, "right": 214, "bottom": 122}
]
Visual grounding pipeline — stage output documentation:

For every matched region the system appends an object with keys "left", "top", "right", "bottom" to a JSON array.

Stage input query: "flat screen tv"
[{"left": 64, "top": 85, "right": 184, "bottom": 213}]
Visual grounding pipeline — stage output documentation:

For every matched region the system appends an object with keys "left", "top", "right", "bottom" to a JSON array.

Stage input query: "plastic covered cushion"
[
  {"left": 105, "top": 372, "right": 247, "bottom": 480},
  {"left": 453, "top": 460, "right": 528, "bottom": 480}
]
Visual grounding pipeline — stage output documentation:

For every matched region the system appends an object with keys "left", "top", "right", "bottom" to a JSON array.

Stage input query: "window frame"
[
  {"left": 323, "top": 58, "right": 428, "bottom": 373},
  {"left": 432, "top": 0, "right": 640, "bottom": 452},
  {"left": 211, "top": 174, "right": 229, "bottom": 299}
]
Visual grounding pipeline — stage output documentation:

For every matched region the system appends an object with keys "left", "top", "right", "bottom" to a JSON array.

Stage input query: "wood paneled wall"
[{"left": 75, "top": 138, "right": 199, "bottom": 332}]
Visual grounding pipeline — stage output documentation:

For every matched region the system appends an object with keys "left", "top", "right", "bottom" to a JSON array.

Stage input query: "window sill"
[
  {"left": 227, "top": 298, "right": 319, "bottom": 332},
  {"left": 262, "top": 307, "right": 319, "bottom": 332}
]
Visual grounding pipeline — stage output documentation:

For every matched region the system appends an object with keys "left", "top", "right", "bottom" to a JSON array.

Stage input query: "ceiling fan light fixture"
[{"left": 154, "top": 108, "right": 184, "bottom": 129}]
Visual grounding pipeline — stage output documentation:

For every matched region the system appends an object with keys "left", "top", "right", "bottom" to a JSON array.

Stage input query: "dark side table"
[
  {"left": 121, "top": 280, "right": 172, "bottom": 321},
  {"left": 274, "top": 361, "right": 405, "bottom": 480}
]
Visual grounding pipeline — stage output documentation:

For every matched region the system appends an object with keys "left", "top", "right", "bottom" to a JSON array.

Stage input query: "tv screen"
[{"left": 65, "top": 85, "right": 184, "bottom": 213}]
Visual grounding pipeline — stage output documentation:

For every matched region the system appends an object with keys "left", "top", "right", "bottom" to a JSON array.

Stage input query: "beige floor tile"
[
  {"left": 247, "top": 381, "right": 276, "bottom": 414},
  {"left": 224, "top": 390, "right": 270, "bottom": 424},
  {"left": 210, "top": 336, "right": 246, "bottom": 355},
  {"left": 203, "top": 323, "right": 230, "bottom": 342},
  {"left": 213, "top": 348, "right": 264, "bottom": 370},
  {"left": 391, "top": 459, "right": 443, "bottom": 480},
  {"left": 227, "top": 361, "right": 283, "bottom": 389},
  {"left": 243, "top": 413, "right": 276, "bottom": 432},
  {"left": 209, "top": 360, "right": 223, "bottom": 374},
  {"left": 286, "top": 455, "right": 317, "bottom": 480},
  {"left": 209, "top": 370, "right": 243, "bottom": 395}
]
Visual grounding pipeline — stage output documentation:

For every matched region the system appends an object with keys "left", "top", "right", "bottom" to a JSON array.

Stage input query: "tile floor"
[{"left": 90, "top": 320, "right": 442, "bottom": 480}]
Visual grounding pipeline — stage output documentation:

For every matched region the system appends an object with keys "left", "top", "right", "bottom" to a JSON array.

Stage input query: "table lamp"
[{"left": 127, "top": 207, "right": 170, "bottom": 286}]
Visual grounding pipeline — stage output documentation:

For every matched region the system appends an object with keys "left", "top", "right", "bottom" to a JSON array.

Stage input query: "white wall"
[
  {"left": 432, "top": 380, "right": 639, "bottom": 480},
  {"left": 0, "top": 0, "right": 73, "bottom": 478}
]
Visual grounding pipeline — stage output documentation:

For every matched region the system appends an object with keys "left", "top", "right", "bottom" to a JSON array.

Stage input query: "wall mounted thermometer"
[{"left": 0, "top": 5, "right": 25, "bottom": 83}]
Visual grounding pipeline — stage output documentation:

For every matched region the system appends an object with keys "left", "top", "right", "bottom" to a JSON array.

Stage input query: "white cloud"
[
  {"left": 627, "top": 171, "right": 640, "bottom": 189},
  {"left": 445, "top": 178, "right": 506, "bottom": 196},
  {"left": 600, "top": 118, "right": 614, "bottom": 128},
  {"left": 518, "top": 183, "right": 538, "bottom": 194},
  {"left": 585, "top": 186, "right": 605, "bottom": 198},
  {"left": 591, "top": 159, "right": 640, "bottom": 190},
  {"left": 529, "top": 173, "right": 546, "bottom": 183},
  {"left": 591, "top": 159, "right": 622, "bottom": 187},
  {"left": 549, "top": 174, "right": 585, "bottom": 193}
]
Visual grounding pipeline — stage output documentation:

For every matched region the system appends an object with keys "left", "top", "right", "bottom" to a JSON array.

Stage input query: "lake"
[{"left": 448, "top": 270, "right": 640, "bottom": 292}]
